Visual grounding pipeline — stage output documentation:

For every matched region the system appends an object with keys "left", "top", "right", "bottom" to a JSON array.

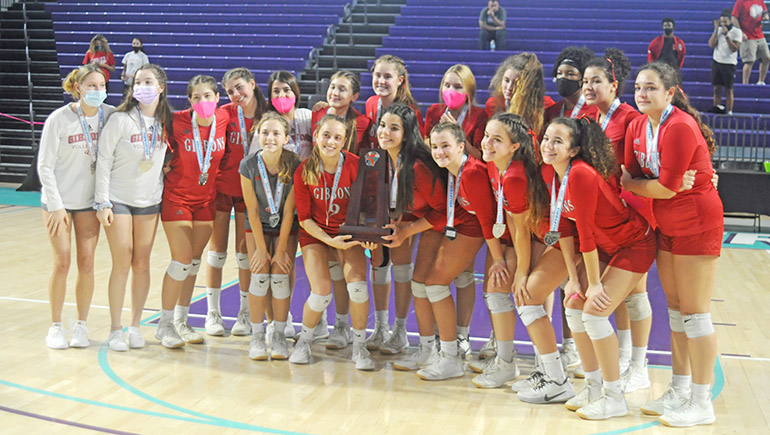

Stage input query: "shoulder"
[
  {"left": 570, "top": 159, "right": 599, "bottom": 182},
  {"left": 618, "top": 103, "right": 641, "bottom": 122},
  {"left": 365, "top": 95, "right": 378, "bottom": 108},
  {"left": 470, "top": 105, "right": 488, "bottom": 121},
  {"left": 239, "top": 152, "right": 257, "bottom": 172},
  {"left": 426, "top": 104, "right": 444, "bottom": 117},
  {"left": 102, "top": 104, "right": 117, "bottom": 117},
  {"left": 344, "top": 150, "right": 360, "bottom": 167},
  {"left": 465, "top": 157, "right": 488, "bottom": 179},
  {"left": 627, "top": 112, "right": 647, "bottom": 131}
]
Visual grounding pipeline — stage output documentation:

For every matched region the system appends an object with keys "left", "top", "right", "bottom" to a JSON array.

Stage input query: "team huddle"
[{"left": 38, "top": 47, "right": 722, "bottom": 428}]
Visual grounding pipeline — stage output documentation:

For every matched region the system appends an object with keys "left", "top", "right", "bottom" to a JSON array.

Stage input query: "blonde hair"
[
  {"left": 62, "top": 63, "right": 106, "bottom": 100},
  {"left": 302, "top": 114, "right": 348, "bottom": 186},
  {"left": 372, "top": 55, "right": 418, "bottom": 108},
  {"left": 507, "top": 53, "right": 545, "bottom": 136},
  {"left": 439, "top": 64, "right": 476, "bottom": 106},
  {"left": 87, "top": 34, "right": 112, "bottom": 55},
  {"left": 256, "top": 112, "right": 300, "bottom": 184}
]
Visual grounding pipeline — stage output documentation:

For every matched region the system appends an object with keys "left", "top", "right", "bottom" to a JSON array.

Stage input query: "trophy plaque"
[{"left": 339, "top": 148, "right": 391, "bottom": 242}]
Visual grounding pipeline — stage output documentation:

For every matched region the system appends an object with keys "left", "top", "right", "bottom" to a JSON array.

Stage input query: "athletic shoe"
[
  {"left": 416, "top": 351, "right": 464, "bottom": 381},
  {"left": 758, "top": 81, "right": 766, "bottom": 86},
  {"left": 69, "top": 322, "right": 89, "bottom": 348},
  {"left": 289, "top": 339, "right": 312, "bottom": 364},
  {"left": 471, "top": 356, "right": 520, "bottom": 388},
  {"left": 559, "top": 341, "right": 581, "bottom": 371},
  {"left": 517, "top": 375, "right": 575, "bottom": 404},
  {"left": 379, "top": 326, "right": 408, "bottom": 355},
  {"left": 265, "top": 321, "right": 274, "bottom": 344},
  {"left": 127, "top": 326, "right": 145, "bottom": 349},
  {"left": 108, "top": 330, "right": 128, "bottom": 352},
  {"left": 392, "top": 343, "right": 439, "bottom": 371},
  {"left": 641, "top": 384, "right": 690, "bottom": 416},
  {"left": 313, "top": 315, "right": 330, "bottom": 340},
  {"left": 174, "top": 320, "right": 204, "bottom": 344},
  {"left": 619, "top": 347, "right": 631, "bottom": 374},
  {"left": 469, "top": 357, "right": 494, "bottom": 374},
  {"left": 46, "top": 324, "right": 69, "bottom": 350},
  {"left": 575, "top": 388, "right": 628, "bottom": 420},
  {"left": 621, "top": 359, "right": 651, "bottom": 393},
  {"left": 285, "top": 311, "right": 296, "bottom": 339},
  {"left": 326, "top": 321, "right": 352, "bottom": 349},
  {"left": 248, "top": 332, "right": 268, "bottom": 360},
  {"left": 270, "top": 330, "right": 289, "bottom": 360},
  {"left": 478, "top": 331, "right": 496, "bottom": 360},
  {"left": 659, "top": 397, "right": 716, "bottom": 427},
  {"left": 352, "top": 344, "right": 375, "bottom": 371},
  {"left": 457, "top": 335, "right": 472, "bottom": 359},
  {"left": 204, "top": 310, "right": 225, "bottom": 336},
  {"left": 231, "top": 309, "right": 251, "bottom": 336},
  {"left": 365, "top": 323, "right": 390, "bottom": 351},
  {"left": 155, "top": 320, "right": 184, "bottom": 349},
  {"left": 511, "top": 370, "right": 544, "bottom": 393},
  {"left": 571, "top": 365, "right": 585, "bottom": 379},
  {"left": 565, "top": 378, "right": 602, "bottom": 411}
]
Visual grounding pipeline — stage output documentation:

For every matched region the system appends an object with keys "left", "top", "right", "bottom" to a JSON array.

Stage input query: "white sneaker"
[
  {"left": 289, "top": 339, "right": 312, "bottom": 364},
  {"left": 69, "top": 322, "right": 89, "bottom": 348},
  {"left": 641, "top": 384, "right": 690, "bottom": 416},
  {"left": 457, "top": 335, "right": 471, "bottom": 359},
  {"left": 249, "top": 332, "right": 268, "bottom": 360},
  {"left": 469, "top": 357, "right": 494, "bottom": 374},
  {"left": 517, "top": 375, "right": 575, "bottom": 404},
  {"left": 621, "top": 359, "right": 650, "bottom": 393},
  {"left": 285, "top": 312, "right": 296, "bottom": 339},
  {"left": 392, "top": 343, "right": 438, "bottom": 371},
  {"left": 478, "top": 331, "right": 496, "bottom": 360},
  {"left": 511, "top": 370, "right": 544, "bottom": 393},
  {"left": 619, "top": 347, "right": 631, "bottom": 374},
  {"left": 758, "top": 81, "right": 766, "bottom": 85},
  {"left": 352, "top": 344, "right": 375, "bottom": 371},
  {"left": 155, "top": 320, "right": 185, "bottom": 349},
  {"left": 265, "top": 321, "right": 275, "bottom": 344},
  {"left": 559, "top": 342, "right": 581, "bottom": 371},
  {"left": 313, "top": 316, "right": 329, "bottom": 340},
  {"left": 576, "top": 388, "right": 628, "bottom": 420},
  {"left": 231, "top": 309, "right": 251, "bottom": 336},
  {"left": 571, "top": 365, "right": 585, "bottom": 379},
  {"left": 174, "top": 320, "right": 204, "bottom": 344},
  {"left": 127, "top": 327, "right": 145, "bottom": 349},
  {"left": 565, "top": 378, "right": 603, "bottom": 411},
  {"left": 365, "top": 323, "right": 391, "bottom": 350},
  {"left": 471, "top": 356, "right": 520, "bottom": 388},
  {"left": 271, "top": 330, "right": 289, "bottom": 360},
  {"left": 379, "top": 326, "right": 408, "bottom": 354},
  {"left": 659, "top": 397, "right": 716, "bottom": 427},
  {"left": 416, "top": 351, "right": 464, "bottom": 381},
  {"left": 326, "top": 321, "right": 352, "bottom": 349},
  {"left": 46, "top": 324, "right": 68, "bottom": 349},
  {"left": 108, "top": 330, "right": 128, "bottom": 352},
  {"left": 204, "top": 310, "right": 225, "bottom": 336}
]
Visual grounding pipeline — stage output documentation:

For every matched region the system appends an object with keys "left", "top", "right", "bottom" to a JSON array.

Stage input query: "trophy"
[{"left": 339, "top": 148, "right": 391, "bottom": 242}]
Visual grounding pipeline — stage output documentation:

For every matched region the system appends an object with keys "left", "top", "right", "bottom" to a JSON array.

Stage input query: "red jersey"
[
  {"left": 164, "top": 108, "right": 230, "bottom": 205},
  {"left": 365, "top": 95, "right": 425, "bottom": 148},
  {"left": 624, "top": 107, "right": 722, "bottom": 236},
  {"left": 217, "top": 102, "right": 255, "bottom": 197},
  {"left": 544, "top": 99, "right": 599, "bottom": 125},
  {"left": 484, "top": 95, "right": 556, "bottom": 119},
  {"left": 293, "top": 150, "right": 360, "bottom": 235},
  {"left": 733, "top": 0, "right": 768, "bottom": 39},
  {"left": 311, "top": 106, "right": 372, "bottom": 154},
  {"left": 82, "top": 51, "right": 116, "bottom": 82},
  {"left": 594, "top": 102, "right": 641, "bottom": 165},
  {"left": 424, "top": 104, "right": 488, "bottom": 150},
  {"left": 540, "top": 163, "right": 578, "bottom": 242},
  {"left": 452, "top": 157, "right": 490, "bottom": 238},
  {"left": 486, "top": 157, "right": 531, "bottom": 241},
  {"left": 408, "top": 159, "right": 447, "bottom": 232}
]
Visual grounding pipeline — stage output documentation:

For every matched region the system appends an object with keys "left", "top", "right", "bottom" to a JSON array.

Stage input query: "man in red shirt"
[
  {"left": 648, "top": 18, "right": 686, "bottom": 73},
  {"left": 732, "top": 0, "right": 770, "bottom": 84}
]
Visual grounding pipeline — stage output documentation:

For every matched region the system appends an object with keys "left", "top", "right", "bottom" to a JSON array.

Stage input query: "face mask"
[
  {"left": 272, "top": 95, "right": 296, "bottom": 114},
  {"left": 556, "top": 78, "right": 581, "bottom": 98},
  {"left": 663, "top": 28, "right": 673, "bottom": 36},
  {"left": 192, "top": 100, "right": 217, "bottom": 119},
  {"left": 82, "top": 89, "right": 107, "bottom": 107},
  {"left": 132, "top": 46, "right": 141, "bottom": 53},
  {"left": 133, "top": 85, "right": 159, "bottom": 105},
  {"left": 442, "top": 89, "right": 467, "bottom": 110},
  {"left": 95, "top": 45, "right": 103, "bottom": 51},
  {"left": 724, "top": 24, "right": 732, "bottom": 31}
]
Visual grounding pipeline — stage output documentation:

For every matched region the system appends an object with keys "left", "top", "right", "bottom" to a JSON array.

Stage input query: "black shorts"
[
  {"left": 711, "top": 61, "right": 736, "bottom": 88},
  {"left": 112, "top": 201, "right": 161, "bottom": 215}
]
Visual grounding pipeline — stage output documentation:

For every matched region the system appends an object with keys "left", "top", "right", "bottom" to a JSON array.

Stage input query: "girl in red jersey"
[
  {"left": 544, "top": 47, "right": 598, "bottom": 125},
  {"left": 424, "top": 64, "right": 489, "bottom": 159},
  {"left": 95, "top": 64, "right": 172, "bottom": 351},
  {"left": 155, "top": 75, "right": 229, "bottom": 349},
  {"left": 239, "top": 113, "right": 301, "bottom": 361},
  {"left": 82, "top": 34, "right": 116, "bottom": 93},
  {"left": 289, "top": 114, "right": 377, "bottom": 370},
  {"left": 202, "top": 68, "right": 268, "bottom": 338},
  {"left": 486, "top": 53, "right": 554, "bottom": 120},
  {"left": 266, "top": 71, "right": 313, "bottom": 160},
  {"left": 621, "top": 62, "right": 722, "bottom": 428},
  {"left": 311, "top": 70, "right": 372, "bottom": 154}
]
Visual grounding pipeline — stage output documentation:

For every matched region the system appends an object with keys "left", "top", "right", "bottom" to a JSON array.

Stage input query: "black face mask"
[
  {"left": 663, "top": 28, "right": 673, "bottom": 36},
  {"left": 724, "top": 24, "right": 733, "bottom": 31},
  {"left": 95, "top": 45, "right": 103, "bottom": 51},
  {"left": 132, "top": 47, "right": 141, "bottom": 53},
  {"left": 556, "top": 78, "right": 581, "bottom": 98}
]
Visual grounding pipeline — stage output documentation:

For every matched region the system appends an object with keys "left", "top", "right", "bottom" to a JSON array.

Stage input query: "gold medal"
[{"left": 139, "top": 159, "right": 153, "bottom": 173}]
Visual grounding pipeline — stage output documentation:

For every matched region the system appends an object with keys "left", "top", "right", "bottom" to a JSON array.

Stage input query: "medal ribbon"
[
  {"left": 600, "top": 98, "right": 621, "bottom": 132},
  {"left": 237, "top": 106, "right": 249, "bottom": 156},
  {"left": 549, "top": 163, "right": 573, "bottom": 233},
  {"left": 560, "top": 94, "right": 586, "bottom": 119},
  {"left": 496, "top": 157, "right": 514, "bottom": 228},
  {"left": 644, "top": 104, "right": 673, "bottom": 178},
  {"left": 390, "top": 152, "right": 402, "bottom": 209},
  {"left": 444, "top": 104, "right": 468, "bottom": 126},
  {"left": 324, "top": 152, "right": 345, "bottom": 226},
  {"left": 446, "top": 155, "right": 468, "bottom": 228},
  {"left": 256, "top": 151, "right": 284, "bottom": 217},
  {"left": 136, "top": 107, "right": 159, "bottom": 161},
  {"left": 191, "top": 111, "right": 217, "bottom": 175},
  {"left": 76, "top": 103, "right": 104, "bottom": 163}
]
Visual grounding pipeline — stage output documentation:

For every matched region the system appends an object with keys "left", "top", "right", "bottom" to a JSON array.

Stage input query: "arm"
[
  {"left": 620, "top": 166, "right": 677, "bottom": 199},
  {"left": 490, "top": 8, "right": 506, "bottom": 29},
  {"left": 582, "top": 248, "right": 612, "bottom": 311},
  {"left": 708, "top": 24, "right": 719, "bottom": 49},
  {"left": 37, "top": 113, "right": 65, "bottom": 212},
  {"left": 558, "top": 236, "right": 584, "bottom": 302},
  {"left": 679, "top": 39, "right": 686, "bottom": 68},
  {"left": 383, "top": 217, "right": 432, "bottom": 248},
  {"left": 647, "top": 39, "right": 657, "bottom": 63},
  {"left": 100, "top": 53, "right": 116, "bottom": 72},
  {"left": 94, "top": 116, "right": 121, "bottom": 226},
  {"left": 508, "top": 211, "right": 531, "bottom": 295},
  {"left": 725, "top": 29, "right": 741, "bottom": 52},
  {"left": 240, "top": 174, "right": 271, "bottom": 272}
]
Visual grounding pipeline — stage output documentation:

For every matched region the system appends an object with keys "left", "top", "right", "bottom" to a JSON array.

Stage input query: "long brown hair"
[
  {"left": 372, "top": 55, "right": 418, "bottom": 108},
  {"left": 507, "top": 53, "right": 545, "bottom": 136},
  {"left": 256, "top": 112, "right": 300, "bottom": 184},
  {"left": 87, "top": 34, "right": 112, "bottom": 55},
  {"left": 302, "top": 114, "right": 348, "bottom": 186},
  {"left": 222, "top": 67, "right": 268, "bottom": 121},
  {"left": 115, "top": 64, "right": 174, "bottom": 144}
]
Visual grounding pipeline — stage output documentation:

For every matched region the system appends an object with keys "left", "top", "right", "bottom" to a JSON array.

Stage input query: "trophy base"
[{"left": 338, "top": 225, "right": 391, "bottom": 243}]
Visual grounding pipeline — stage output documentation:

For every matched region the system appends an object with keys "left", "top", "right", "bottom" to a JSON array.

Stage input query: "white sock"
[
  {"left": 631, "top": 346, "right": 647, "bottom": 365},
  {"left": 206, "top": 287, "right": 221, "bottom": 313},
  {"left": 52, "top": 321, "right": 63, "bottom": 328},
  {"left": 128, "top": 326, "right": 140, "bottom": 335},
  {"left": 160, "top": 309, "right": 173, "bottom": 323},
  {"left": 300, "top": 325, "right": 314, "bottom": 342},
  {"left": 419, "top": 335, "right": 435, "bottom": 347},
  {"left": 618, "top": 329, "right": 632, "bottom": 352},
  {"left": 274, "top": 321, "right": 286, "bottom": 333},
  {"left": 604, "top": 379, "right": 622, "bottom": 394},
  {"left": 394, "top": 317, "right": 407, "bottom": 329},
  {"left": 239, "top": 291, "right": 249, "bottom": 311},
  {"left": 456, "top": 325, "right": 469, "bottom": 338},
  {"left": 540, "top": 350, "right": 566, "bottom": 381},
  {"left": 335, "top": 313, "right": 349, "bottom": 325},
  {"left": 534, "top": 347, "right": 543, "bottom": 371},
  {"left": 352, "top": 328, "right": 366, "bottom": 345},
  {"left": 440, "top": 339, "right": 458, "bottom": 356},
  {"left": 497, "top": 339, "right": 514, "bottom": 363},
  {"left": 75, "top": 319, "right": 86, "bottom": 327},
  {"left": 174, "top": 305, "right": 189, "bottom": 323},
  {"left": 375, "top": 310, "right": 388, "bottom": 326},
  {"left": 251, "top": 321, "right": 265, "bottom": 334},
  {"left": 585, "top": 368, "right": 602, "bottom": 384},
  {"left": 672, "top": 374, "right": 692, "bottom": 391},
  {"left": 563, "top": 337, "right": 575, "bottom": 348},
  {"left": 691, "top": 383, "right": 710, "bottom": 403}
]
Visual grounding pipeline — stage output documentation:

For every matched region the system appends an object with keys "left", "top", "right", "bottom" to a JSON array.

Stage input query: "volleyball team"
[{"left": 37, "top": 47, "right": 722, "bottom": 427}]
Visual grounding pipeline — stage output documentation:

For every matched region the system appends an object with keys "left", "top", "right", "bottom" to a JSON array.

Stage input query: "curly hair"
[
  {"left": 550, "top": 116, "right": 617, "bottom": 180},
  {"left": 552, "top": 46, "right": 595, "bottom": 78},
  {"left": 584, "top": 48, "right": 632, "bottom": 98}
]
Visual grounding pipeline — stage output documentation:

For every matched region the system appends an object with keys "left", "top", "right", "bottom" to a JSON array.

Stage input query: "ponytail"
[
  {"left": 62, "top": 63, "right": 105, "bottom": 100},
  {"left": 507, "top": 53, "right": 545, "bottom": 136}
]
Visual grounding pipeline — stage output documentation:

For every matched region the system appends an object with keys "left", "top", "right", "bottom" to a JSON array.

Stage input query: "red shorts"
[
  {"left": 298, "top": 227, "right": 337, "bottom": 248},
  {"left": 455, "top": 221, "right": 483, "bottom": 238},
  {"left": 161, "top": 198, "right": 216, "bottom": 222},
  {"left": 600, "top": 226, "right": 657, "bottom": 273},
  {"left": 215, "top": 192, "right": 246, "bottom": 213},
  {"left": 657, "top": 226, "right": 723, "bottom": 256}
]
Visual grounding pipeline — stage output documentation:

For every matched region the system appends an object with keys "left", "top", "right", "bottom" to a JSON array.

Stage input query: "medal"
[
  {"left": 191, "top": 110, "right": 217, "bottom": 188},
  {"left": 90, "top": 162, "right": 96, "bottom": 175},
  {"left": 492, "top": 223, "right": 506, "bottom": 239},
  {"left": 544, "top": 231, "right": 561, "bottom": 247},
  {"left": 643, "top": 104, "right": 673, "bottom": 178},
  {"left": 493, "top": 158, "right": 514, "bottom": 239},
  {"left": 547, "top": 163, "right": 572, "bottom": 246},
  {"left": 199, "top": 173, "right": 208, "bottom": 186},
  {"left": 445, "top": 155, "right": 467, "bottom": 240},
  {"left": 269, "top": 213, "right": 280, "bottom": 228},
  {"left": 137, "top": 107, "right": 159, "bottom": 172},
  {"left": 139, "top": 159, "right": 153, "bottom": 172},
  {"left": 257, "top": 151, "right": 285, "bottom": 229},
  {"left": 444, "top": 226, "right": 457, "bottom": 240},
  {"left": 76, "top": 103, "right": 103, "bottom": 173}
]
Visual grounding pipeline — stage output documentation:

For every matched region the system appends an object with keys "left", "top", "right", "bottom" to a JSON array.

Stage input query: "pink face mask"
[
  {"left": 272, "top": 95, "right": 296, "bottom": 114},
  {"left": 442, "top": 89, "right": 467, "bottom": 110},
  {"left": 192, "top": 100, "right": 217, "bottom": 119}
]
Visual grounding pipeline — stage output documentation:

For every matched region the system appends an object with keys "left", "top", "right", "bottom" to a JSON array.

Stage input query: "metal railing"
[
  {"left": 704, "top": 113, "right": 770, "bottom": 170},
  {"left": 22, "top": 2, "right": 37, "bottom": 151},
  {"left": 0, "top": 0, "right": 19, "bottom": 11}
]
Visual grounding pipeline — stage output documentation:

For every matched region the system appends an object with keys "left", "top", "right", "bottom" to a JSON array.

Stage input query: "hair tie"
[
  {"left": 606, "top": 58, "right": 616, "bottom": 83},
  {"left": 676, "top": 85, "right": 685, "bottom": 97}
]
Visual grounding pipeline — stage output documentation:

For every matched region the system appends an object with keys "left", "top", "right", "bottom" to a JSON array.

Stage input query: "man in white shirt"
[{"left": 709, "top": 9, "right": 743, "bottom": 114}]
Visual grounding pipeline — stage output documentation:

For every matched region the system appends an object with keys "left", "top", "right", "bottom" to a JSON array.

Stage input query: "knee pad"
[
  {"left": 249, "top": 273, "right": 270, "bottom": 297},
  {"left": 270, "top": 274, "right": 291, "bottom": 300},
  {"left": 517, "top": 304, "right": 547, "bottom": 327},
  {"left": 425, "top": 284, "right": 451, "bottom": 303},
  {"left": 166, "top": 260, "right": 191, "bottom": 281},
  {"left": 582, "top": 313, "right": 614, "bottom": 340},
  {"left": 188, "top": 259, "right": 201, "bottom": 276},
  {"left": 668, "top": 308, "right": 685, "bottom": 333},
  {"left": 453, "top": 271, "right": 475, "bottom": 288},
  {"left": 392, "top": 263, "right": 414, "bottom": 283},
  {"left": 307, "top": 292, "right": 332, "bottom": 312},
  {"left": 235, "top": 252, "right": 249, "bottom": 270},
  {"left": 484, "top": 292, "right": 514, "bottom": 314},
  {"left": 565, "top": 308, "right": 586, "bottom": 333},
  {"left": 372, "top": 264, "right": 392, "bottom": 286},
  {"left": 625, "top": 293, "right": 652, "bottom": 322},
  {"left": 683, "top": 313, "right": 715, "bottom": 339},
  {"left": 411, "top": 280, "right": 427, "bottom": 298},
  {"left": 347, "top": 281, "right": 369, "bottom": 304},
  {"left": 328, "top": 261, "right": 344, "bottom": 281},
  {"left": 206, "top": 250, "right": 227, "bottom": 269}
]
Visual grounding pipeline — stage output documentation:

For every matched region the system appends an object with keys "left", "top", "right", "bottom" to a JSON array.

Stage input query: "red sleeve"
[
  {"left": 678, "top": 38, "right": 686, "bottom": 68},
  {"left": 503, "top": 169, "right": 528, "bottom": 214},
  {"left": 465, "top": 166, "right": 496, "bottom": 239},
  {"left": 310, "top": 107, "right": 327, "bottom": 136},
  {"left": 732, "top": 1, "right": 741, "bottom": 17},
  {"left": 647, "top": 39, "right": 655, "bottom": 63},
  {"left": 424, "top": 105, "right": 442, "bottom": 138},
  {"left": 354, "top": 113, "right": 372, "bottom": 153},
  {"left": 485, "top": 97, "right": 496, "bottom": 119},
  {"left": 365, "top": 96, "right": 377, "bottom": 123},
  {"left": 624, "top": 117, "right": 645, "bottom": 178},
  {"left": 414, "top": 162, "right": 447, "bottom": 230},
  {"left": 658, "top": 122, "right": 698, "bottom": 192},
  {"left": 568, "top": 165, "right": 600, "bottom": 253},
  {"left": 82, "top": 52, "right": 91, "bottom": 65},
  {"left": 413, "top": 105, "right": 425, "bottom": 136},
  {"left": 293, "top": 164, "right": 312, "bottom": 222},
  {"left": 544, "top": 95, "right": 555, "bottom": 110},
  {"left": 470, "top": 108, "right": 489, "bottom": 149},
  {"left": 107, "top": 52, "right": 115, "bottom": 67}
]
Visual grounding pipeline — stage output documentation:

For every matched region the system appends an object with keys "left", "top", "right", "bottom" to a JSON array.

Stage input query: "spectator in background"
[
  {"left": 732, "top": 0, "right": 770, "bottom": 84},
  {"left": 709, "top": 9, "right": 743, "bottom": 114},
  {"left": 479, "top": 0, "right": 506, "bottom": 51},
  {"left": 82, "top": 34, "right": 116, "bottom": 93},
  {"left": 647, "top": 18, "right": 686, "bottom": 72},
  {"left": 121, "top": 37, "right": 149, "bottom": 96}
]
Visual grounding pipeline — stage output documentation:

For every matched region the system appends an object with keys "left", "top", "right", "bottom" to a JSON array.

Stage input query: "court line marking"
[{"left": 0, "top": 404, "right": 137, "bottom": 434}]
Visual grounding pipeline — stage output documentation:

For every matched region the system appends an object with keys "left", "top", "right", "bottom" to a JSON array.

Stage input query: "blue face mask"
[{"left": 82, "top": 89, "right": 107, "bottom": 107}]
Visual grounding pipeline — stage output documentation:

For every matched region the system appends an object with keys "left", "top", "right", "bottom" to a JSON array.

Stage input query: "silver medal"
[
  {"left": 269, "top": 213, "right": 280, "bottom": 228},
  {"left": 544, "top": 231, "right": 561, "bottom": 246},
  {"left": 198, "top": 173, "right": 208, "bottom": 186},
  {"left": 492, "top": 222, "right": 506, "bottom": 239},
  {"left": 444, "top": 226, "right": 457, "bottom": 241}
]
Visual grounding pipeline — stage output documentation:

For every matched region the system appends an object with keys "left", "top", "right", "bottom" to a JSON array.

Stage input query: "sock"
[
  {"left": 375, "top": 310, "right": 388, "bottom": 326},
  {"left": 534, "top": 347, "right": 543, "bottom": 371},
  {"left": 52, "top": 321, "right": 63, "bottom": 328},
  {"left": 160, "top": 309, "right": 173, "bottom": 323},
  {"left": 540, "top": 350, "right": 566, "bottom": 381},
  {"left": 251, "top": 321, "right": 265, "bottom": 334},
  {"left": 563, "top": 338, "right": 575, "bottom": 349},
  {"left": 604, "top": 379, "right": 622, "bottom": 395},
  {"left": 419, "top": 335, "right": 435, "bottom": 347},
  {"left": 321, "top": 309, "right": 328, "bottom": 322},
  {"left": 585, "top": 368, "right": 602, "bottom": 384},
  {"left": 672, "top": 374, "right": 692, "bottom": 391},
  {"left": 394, "top": 317, "right": 407, "bottom": 329},
  {"left": 128, "top": 326, "right": 140, "bottom": 335},
  {"left": 274, "top": 321, "right": 287, "bottom": 334},
  {"left": 631, "top": 346, "right": 647, "bottom": 365},
  {"left": 300, "top": 325, "right": 314, "bottom": 342},
  {"left": 691, "top": 383, "right": 711, "bottom": 403},
  {"left": 352, "top": 328, "right": 366, "bottom": 345},
  {"left": 456, "top": 325, "right": 469, "bottom": 339},
  {"left": 440, "top": 339, "right": 458, "bottom": 356},
  {"left": 174, "top": 305, "right": 189, "bottom": 323},
  {"left": 206, "top": 287, "right": 221, "bottom": 313},
  {"left": 76, "top": 320, "right": 86, "bottom": 327},
  {"left": 497, "top": 339, "right": 514, "bottom": 363},
  {"left": 617, "top": 329, "right": 632, "bottom": 352},
  {"left": 239, "top": 291, "right": 249, "bottom": 311},
  {"left": 335, "top": 312, "right": 349, "bottom": 325}
]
